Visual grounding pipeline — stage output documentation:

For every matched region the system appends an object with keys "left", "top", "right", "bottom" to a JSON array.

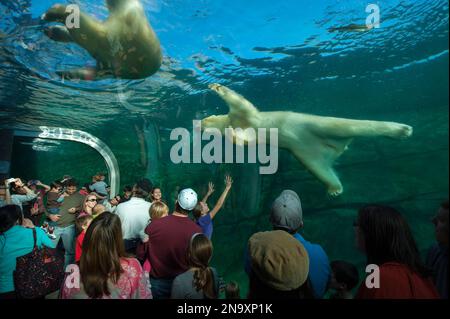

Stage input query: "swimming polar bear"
[
  {"left": 202, "top": 84, "right": 413, "bottom": 196},
  {"left": 42, "top": 0, "right": 162, "bottom": 80}
]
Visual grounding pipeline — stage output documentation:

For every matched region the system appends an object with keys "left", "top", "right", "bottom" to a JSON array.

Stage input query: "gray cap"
[{"left": 270, "top": 190, "right": 303, "bottom": 232}]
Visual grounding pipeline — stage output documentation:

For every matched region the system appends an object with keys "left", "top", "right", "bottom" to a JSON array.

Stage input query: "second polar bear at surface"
[{"left": 202, "top": 84, "right": 413, "bottom": 197}]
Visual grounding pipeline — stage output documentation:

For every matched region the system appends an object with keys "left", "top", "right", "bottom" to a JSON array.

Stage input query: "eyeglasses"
[{"left": 88, "top": 199, "right": 97, "bottom": 202}]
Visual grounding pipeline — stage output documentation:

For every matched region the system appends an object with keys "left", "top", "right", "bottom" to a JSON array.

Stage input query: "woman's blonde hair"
[
  {"left": 150, "top": 201, "right": 169, "bottom": 220},
  {"left": 83, "top": 192, "right": 98, "bottom": 212}
]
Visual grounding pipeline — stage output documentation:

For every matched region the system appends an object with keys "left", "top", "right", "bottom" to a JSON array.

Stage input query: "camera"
[
  {"left": 5, "top": 178, "right": 16, "bottom": 185},
  {"left": 28, "top": 180, "right": 40, "bottom": 186}
]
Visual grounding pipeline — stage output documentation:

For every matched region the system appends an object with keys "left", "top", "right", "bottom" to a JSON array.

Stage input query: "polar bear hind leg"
[
  {"left": 288, "top": 134, "right": 351, "bottom": 196},
  {"left": 310, "top": 117, "right": 413, "bottom": 140}
]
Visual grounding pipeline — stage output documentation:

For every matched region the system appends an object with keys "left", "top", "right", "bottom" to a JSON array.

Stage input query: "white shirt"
[
  {"left": 103, "top": 200, "right": 117, "bottom": 213},
  {"left": 115, "top": 197, "right": 151, "bottom": 240}
]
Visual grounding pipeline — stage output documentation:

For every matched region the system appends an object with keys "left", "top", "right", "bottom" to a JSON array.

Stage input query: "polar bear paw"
[
  {"left": 388, "top": 123, "right": 413, "bottom": 140},
  {"left": 328, "top": 185, "right": 343, "bottom": 197}
]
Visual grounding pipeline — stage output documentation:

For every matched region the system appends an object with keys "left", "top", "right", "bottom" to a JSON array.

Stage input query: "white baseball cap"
[{"left": 177, "top": 188, "right": 198, "bottom": 211}]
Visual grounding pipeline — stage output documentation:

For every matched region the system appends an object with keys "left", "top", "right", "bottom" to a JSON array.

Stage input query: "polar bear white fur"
[
  {"left": 202, "top": 84, "right": 413, "bottom": 196},
  {"left": 42, "top": 0, "right": 162, "bottom": 80}
]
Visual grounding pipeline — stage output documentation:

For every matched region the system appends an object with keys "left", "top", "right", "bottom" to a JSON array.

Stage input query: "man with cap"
[
  {"left": 115, "top": 178, "right": 153, "bottom": 254},
  {"left": 247, "top": 230, "right": 311, "bottom": 298},
  {"left": 144, "top": 188, "right": 202, "bottom": 299},
  {"left": 244, "top": 190, "right": 331, "bottom": 298},
  {"left": 270, "top": 190, "right": 331, "bottom": 298}
]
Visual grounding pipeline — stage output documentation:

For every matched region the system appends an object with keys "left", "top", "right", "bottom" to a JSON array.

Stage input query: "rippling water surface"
[{"left": 1, "top": 0, "right": 448, "bottom": 296}]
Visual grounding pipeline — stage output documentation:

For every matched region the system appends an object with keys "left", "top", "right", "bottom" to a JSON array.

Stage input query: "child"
[
  {"left": 75, "top": 212, "right": 94, "bottom": 262},
  {"left": 149, "top": 201, "right": 169, "bottom": 220},
  {"left": 89, "top": 172, "right": 109, "bottom": 197},
  {"left": 141, "top": 201, "right": 170, "bottom": 245},
  {"left": 193, "top": 175, "right": 233, "bottom": 239},
  {"left": 138, "top": 202, "right": 170, "bottom": 283},
  {"left": 46, "top": 181, "right": 66, "bottom": 226},
  {"left": 79, "top": 183, "right": 91, "bottom": 196},
  {"left": 121, "top": 185, "right": 133, "bottom": 203},
  {"left": 92, "top": 204, "right": 106, "bottom": 219},
  {"left": 151, "top": 187, "right": 163, "bottom": 203},
  {"left": 329, "top": 260, "right": 359, "bottom": 299},
  {"left": 225, "top": 281, "right": 241, "bottom": 299}
]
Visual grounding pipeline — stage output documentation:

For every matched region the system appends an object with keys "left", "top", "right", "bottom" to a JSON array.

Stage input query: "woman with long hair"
[
  {"left": 60, "top": 212, "right": 151, "bottom": 299},
  {"left": 170, "top": 233, "right": 219, "bottom": 299},
  {"left": 355, "top": 205, "right": 439, "bottom": 299}
]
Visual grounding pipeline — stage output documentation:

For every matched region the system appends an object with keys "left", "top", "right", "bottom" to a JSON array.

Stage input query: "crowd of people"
[{"left": 0, "top": 172, "right": 448, "bottom": 300}]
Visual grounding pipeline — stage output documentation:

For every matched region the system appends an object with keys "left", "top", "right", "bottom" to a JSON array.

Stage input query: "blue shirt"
[
  {"left": 0, "top": 226, "right": 55, "bottom": 293},
  {"left": 89, "top": 181, "right": 108, "bottom": 196},
  {"left": 196, "top": 213, "right": 213, "bottom": 239},
  {"left": 293, "top": 233, "right": 331, "bottom": 298},
  {"left": 244, "top": 231, "right": 331, "bottom": 298}
]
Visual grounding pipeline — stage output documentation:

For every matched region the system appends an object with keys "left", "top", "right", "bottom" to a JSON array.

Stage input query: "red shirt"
[
  {"left": 75, "top": 231, "right": 86, "bottom": 262},
  {"left": 356, "top": 262, "right": 440, "bottom": 299},
  {"left": 145, "top": 215, "right": 201, "bottom": 279}
]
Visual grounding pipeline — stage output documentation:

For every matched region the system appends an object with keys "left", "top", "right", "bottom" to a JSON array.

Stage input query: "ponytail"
[
  {"left": 193, "top": 266, "right": 217, "bottom": 299},
  {"left": 188, "top": 233, "right": 218, "bottom": 299}
]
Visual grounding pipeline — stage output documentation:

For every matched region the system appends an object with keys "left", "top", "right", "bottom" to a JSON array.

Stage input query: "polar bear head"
[
  {"left": 201, "top": 114, "right": 230, "bottom": 134},
  {"left": 209, "top": 83, "right": 244, "bottom": 109}
]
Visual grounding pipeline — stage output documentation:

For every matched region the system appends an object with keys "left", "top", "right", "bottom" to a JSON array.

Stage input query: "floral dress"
[{"left": 61, "top": 258, "right": 152, "bottom": 299}]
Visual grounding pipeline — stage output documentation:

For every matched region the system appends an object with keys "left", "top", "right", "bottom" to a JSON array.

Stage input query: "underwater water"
[{"left": 0, "top": 0, "right": 449, "bottom": 296}]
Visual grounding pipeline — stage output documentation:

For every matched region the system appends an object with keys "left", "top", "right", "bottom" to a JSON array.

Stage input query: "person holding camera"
[{"left": 0, "top": 178, "right": 37, "bottom": 212}]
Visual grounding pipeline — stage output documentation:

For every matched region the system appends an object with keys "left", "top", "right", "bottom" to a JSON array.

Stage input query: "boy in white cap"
[{"left": 144, "top": 188, "right": 201, "bottom": 299}]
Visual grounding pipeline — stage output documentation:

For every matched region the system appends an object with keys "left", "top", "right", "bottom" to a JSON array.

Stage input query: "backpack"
[{"left": 13, "top": 228, "right": 65, "bottom": 299}]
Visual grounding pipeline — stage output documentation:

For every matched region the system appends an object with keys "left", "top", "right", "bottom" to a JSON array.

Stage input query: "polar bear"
[
  {"left": 42, "top": 0, "right": 162, "bottom": 80},
  {"left": 202, "top": 84, "right": 413, "bottom": 196}
]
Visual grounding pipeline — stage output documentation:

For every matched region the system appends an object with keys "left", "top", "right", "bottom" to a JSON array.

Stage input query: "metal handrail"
[{"left": 13, "top": 127, "right": 120, "bottom": 198}]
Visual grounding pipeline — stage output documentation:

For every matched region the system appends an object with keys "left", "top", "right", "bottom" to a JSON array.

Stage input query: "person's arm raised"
[
  {"left": 37, "top": 181, "right": 51, "bottom": 192},
  {"left": 209, "top": 175, "right": 233, "bottom": 220},
  {"left": 202, "top": 182, "right": 215, "bottom": 203},
  {"left": 3, "top": 179, "right": 12, "bottom": 205}
]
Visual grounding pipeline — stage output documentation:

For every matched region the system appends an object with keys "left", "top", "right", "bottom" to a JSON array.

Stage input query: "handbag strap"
[{"left": 32, "top": 227, "right": 37, "bottom": 249}]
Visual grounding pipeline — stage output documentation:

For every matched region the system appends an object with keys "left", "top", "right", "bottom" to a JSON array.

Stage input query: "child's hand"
[
  {"left": 22, "top": 218, "right": 35, "bottom": 229},
  {"left": 49, "top": 214, "right": 61, "bottom": 222},
  {"left": 225, "top": 175, "right": 233, "bottom": 189},
  {"left": 30, "top": 206, "right": 39, "bottom": 216},
  {"left": 207, "top": 182, "right": 215, "bottom": 195}
]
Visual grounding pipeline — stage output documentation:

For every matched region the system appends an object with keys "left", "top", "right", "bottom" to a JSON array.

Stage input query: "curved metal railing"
[{"left": 14, "top": 126, "right": 120, "bottom": 198}]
